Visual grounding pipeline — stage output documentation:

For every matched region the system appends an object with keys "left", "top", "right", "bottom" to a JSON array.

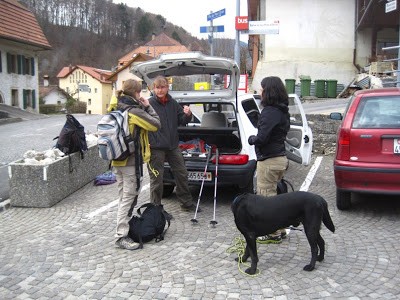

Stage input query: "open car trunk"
[{"left": 178, "top": 127, "right": 241, "bottom": 157}]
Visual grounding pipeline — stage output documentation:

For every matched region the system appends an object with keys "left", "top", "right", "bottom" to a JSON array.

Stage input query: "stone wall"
[{"left": 306, "top": 114, "right": 341, "bottom": 155}]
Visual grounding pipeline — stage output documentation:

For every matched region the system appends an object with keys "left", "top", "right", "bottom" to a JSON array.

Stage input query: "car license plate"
[
  {"left": 394, "top": 139, "right": 400, "bottom": 154},
  {"left": 188, "top": 171, "right": 212, "bottom": 181}
]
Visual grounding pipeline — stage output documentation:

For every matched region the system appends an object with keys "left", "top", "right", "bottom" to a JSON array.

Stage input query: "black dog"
[{"left": 231, "top": 191, "right": 335, "bottom": 275}]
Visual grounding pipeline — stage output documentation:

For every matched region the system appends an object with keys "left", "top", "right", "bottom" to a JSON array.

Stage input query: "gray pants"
[
  {"left": 114, "top": 165, "right": 140, "bottom": 239},
  {"left": 148, "top": 147, "right": 192, "bottom": 206}
]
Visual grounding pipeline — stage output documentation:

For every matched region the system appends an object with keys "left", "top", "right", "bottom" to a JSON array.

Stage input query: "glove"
[{"left": 248, "top": 135, "right": 256, "bottom": 145}]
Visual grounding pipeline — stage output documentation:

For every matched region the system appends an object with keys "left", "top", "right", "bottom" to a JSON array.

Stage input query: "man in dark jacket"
[{"left": 147, "top": 76, "right": 198, "bottom": 212}]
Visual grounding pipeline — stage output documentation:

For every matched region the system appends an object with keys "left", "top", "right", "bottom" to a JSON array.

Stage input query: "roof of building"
[
  {"left": 118, "top": 33, "right": 189, "bottom": 65},
  {"left": 108, "top": 53, "right": 153, "bottom": 81},
  {"left": 0, "top": 0, "right": 51, "bottom": 50},
  {"left": 39, "top": 85, "right": 69, "bottom": 99},
  {"left": 56, "top": 65, "right": 113, "bottom": 84}
]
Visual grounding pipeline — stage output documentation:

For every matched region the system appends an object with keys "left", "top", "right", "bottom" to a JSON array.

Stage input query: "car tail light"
[
  {"left": 336, "top": 128, "right": 350, "bottom": 160},
  {"left": 212, "top": 154, "right": 249, "bottom": 165}
]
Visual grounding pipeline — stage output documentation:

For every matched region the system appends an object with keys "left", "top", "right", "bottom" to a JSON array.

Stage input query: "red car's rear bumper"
[{"left": 334, "top": 161, "right": 400, "bottom": 194}]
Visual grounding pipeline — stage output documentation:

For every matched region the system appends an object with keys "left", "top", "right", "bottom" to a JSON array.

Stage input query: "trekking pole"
[
  {"left": 210, "top": 148, "right": 219, "bottom": 227},
  {"left": 191, "top": 146, "right": 211, "bottom": 224}
]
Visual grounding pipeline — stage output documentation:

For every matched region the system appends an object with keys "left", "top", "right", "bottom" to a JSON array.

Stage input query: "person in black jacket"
[
  {"left": 147, "top": 76, "right": 198, "bottom": 213},
  {"left": 248, "top": 76, "right": 290, "bottom": 244}
]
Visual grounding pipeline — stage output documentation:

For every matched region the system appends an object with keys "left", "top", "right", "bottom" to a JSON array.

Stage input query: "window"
[
  {"left": 88, "top": 99, "right": 91, "bottom": 105},
  {"left": 0, "top": 51, "right": 2, "bottom": 73},
  {"left": 94, "top": 88, "right": 97, "bottom": 93},
  {"left": 11, "top": 89, "right": 18, "bottom": 106},
  {"left": 23, "top": 89, "right": 36, "bottom": 109},
  {"left": 7, "top": 53, "right": 17, "bottom": 73},
  {"left": 6, "top": 53, "right": 34, "bottom": 75},
  {"left": 353, "top": 96, "right": 400, "bottom": 128}
]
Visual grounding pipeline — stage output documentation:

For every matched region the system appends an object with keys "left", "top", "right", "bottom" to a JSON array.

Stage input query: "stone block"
[{"left": 9, "top": 145, "right": 109, "bottom": 208}]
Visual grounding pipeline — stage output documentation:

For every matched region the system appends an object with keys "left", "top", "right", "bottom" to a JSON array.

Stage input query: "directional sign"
[
  {"left": 386, "top": 0, "right": 397, "bottom": 13},
  {"left": 200, "top": 25, "right": 225, "bottom": 33},
  {"left": 207, "top": 8, "right": 226, "bottom": 21}
]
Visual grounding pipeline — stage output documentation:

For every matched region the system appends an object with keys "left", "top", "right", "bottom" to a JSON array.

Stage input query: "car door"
[{"left": 240, "top": 93, "right": 313, "bottom": 166}]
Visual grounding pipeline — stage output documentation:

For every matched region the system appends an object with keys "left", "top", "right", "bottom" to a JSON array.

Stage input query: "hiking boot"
[
  {"left": 257, "top": 235, "right": 282, "bottom": 244},
  {"left": 115, "top": 237, "right": 139, "bottom": 250},
  {"left": 181, "top": 203, "right": 201, "bottom": 212}
]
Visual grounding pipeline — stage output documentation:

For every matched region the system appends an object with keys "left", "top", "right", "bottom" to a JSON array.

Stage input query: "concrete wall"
[
  {"left": 9, "top": 145, "right": 109, "bottom": 208},
  {"left": 252, "top": 0, "right": 358, "bottom": 91},
  {"left": 0, "top": 40, "right": 40, "bottom": 113}
]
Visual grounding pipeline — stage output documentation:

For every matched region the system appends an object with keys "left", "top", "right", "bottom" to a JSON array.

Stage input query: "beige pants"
[
  {"left": 257, "top": 156, "right": 288, "bottom": 237},
  {"left": 114, "top": 165, "right": 140, "bottom": 239}
]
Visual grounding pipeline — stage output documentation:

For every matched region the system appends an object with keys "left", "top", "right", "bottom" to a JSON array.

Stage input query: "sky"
[{"left": 120, "top": 0, "right": 248, "bottom": 42}]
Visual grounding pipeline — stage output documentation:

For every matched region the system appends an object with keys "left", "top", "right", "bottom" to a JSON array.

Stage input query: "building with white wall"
[
  {"left": 247, "top": 0, "right": 399, "bottom": 92},
  {"left": 0, "top": 0, "right": 51, "bottom": 113}
]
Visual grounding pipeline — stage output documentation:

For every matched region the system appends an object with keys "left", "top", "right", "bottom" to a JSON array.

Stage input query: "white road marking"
[
  {"left": 86, "top": 183, "right": 150, "bottom": 219},
  {"left": 299, "top": 156, "right": 323, "bottom": 192}
]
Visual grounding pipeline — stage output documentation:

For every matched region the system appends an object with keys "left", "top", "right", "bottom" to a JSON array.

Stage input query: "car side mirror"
[{"left": 329, "top": 112, "right": 343, "bottom": 120}]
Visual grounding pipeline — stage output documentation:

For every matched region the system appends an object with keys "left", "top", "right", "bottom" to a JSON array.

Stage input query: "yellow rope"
[{"left": 226, "top": 236, "right": 260, "bottom": 277}]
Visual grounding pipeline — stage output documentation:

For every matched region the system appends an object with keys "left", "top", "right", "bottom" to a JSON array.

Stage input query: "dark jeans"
[{"left": 147, "top": 147, "right": 192, "bottom": 206}]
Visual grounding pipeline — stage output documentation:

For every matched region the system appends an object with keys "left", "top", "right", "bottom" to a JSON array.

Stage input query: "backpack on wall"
[
  {"left": 97, "top": 110, "right": 134, "bottom": 161},
  {"left": 54, "top": 114, "right": 88, "bottom": 157},
  {"left": 128, "top": 203, "right": 172, "bottom": 249}
]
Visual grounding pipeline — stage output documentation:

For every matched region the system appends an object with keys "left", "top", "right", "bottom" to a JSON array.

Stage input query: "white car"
[{"left": 132, "top": 52, "right": 313, "bottom": 196}]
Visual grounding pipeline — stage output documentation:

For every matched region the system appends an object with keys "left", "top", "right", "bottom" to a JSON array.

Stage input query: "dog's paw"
[
  {"left": 303, "top": 264, "right": 315, "bottom": 271},
  {"left": 245, "top": 267, "right": 257, "bottom": 275},
  {"left": 317, "top": 254, "right": 324, "bottom": 262}
]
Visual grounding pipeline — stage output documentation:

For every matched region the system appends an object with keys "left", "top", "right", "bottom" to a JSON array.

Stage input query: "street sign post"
[
  {"left": 207, "top": 8, "right": 226, "bottom": 21},
  {"left": 200, "top": 25, "right": 225, "bottom": 33}
]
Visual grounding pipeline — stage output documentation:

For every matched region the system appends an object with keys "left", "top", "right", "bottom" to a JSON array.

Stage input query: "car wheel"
[
  {"left": 162, "top": 184, "right": 175, "bottom": 198},
  {"left": 336, "top": 188, "right": 351, "bottom": 210},
  {"left": 239, "top": 170, "right": 257, "bottom": 194}
]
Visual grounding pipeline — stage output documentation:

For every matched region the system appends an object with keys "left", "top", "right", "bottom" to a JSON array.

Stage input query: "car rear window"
[
  {"left": 166, "top": 74, "right": 231, "bottom": 92},
  {"left": 352, "top": 96, "right": 400, "bottom": 128}
]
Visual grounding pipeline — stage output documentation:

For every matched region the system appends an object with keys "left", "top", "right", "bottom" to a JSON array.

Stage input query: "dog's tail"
[{"left": 322, "top": 199, "right": 335, "bottom": 233}]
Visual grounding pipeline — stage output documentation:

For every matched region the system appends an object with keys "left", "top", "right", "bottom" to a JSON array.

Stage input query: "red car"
[{"left": 330, "top": 88, "right": 400, "bottom": 210}]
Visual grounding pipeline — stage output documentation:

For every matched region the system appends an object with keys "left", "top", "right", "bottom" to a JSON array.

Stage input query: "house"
[
  {"left": 118, "top": 33, "right": 190, "bottom": 65},
  {"left": 0, "top": 0, "right": 52, "bottom": 113},
  {"left": 246, "top": 0, "right": 400, "bottom": 93},
  {"left": 109, "top": 33, "right": 191, "bottom": 98},
  {"left": 56, "top": 65, "right": 113, "bottom": 115},
  {"left": 39, "top": 76, "right": 69, "bottom": 106},
  {"left": 108, "top": 53, "right": 153, "bottom": 99}
]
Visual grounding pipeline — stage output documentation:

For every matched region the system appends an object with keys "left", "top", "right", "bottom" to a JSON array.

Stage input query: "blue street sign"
[
  {"left": 207, "top": 8, "right": 226, "bottom": 21},
  {"left": 200, "top": 25, "right": 225, "bottom": 33}
]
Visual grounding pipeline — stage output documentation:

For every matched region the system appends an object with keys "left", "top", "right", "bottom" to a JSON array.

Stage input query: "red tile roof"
[
  {"left": 0, "top": 0, "right": 51, "bottom": 49},
  {"left": 118, "top": 33, "right": 189, "bottom": 65},
  {"left": 56, "top": 65, "right": 113, "bottom": 84},
  {"left": 108, "top": 53, "right": 153, "bottom": 81}
]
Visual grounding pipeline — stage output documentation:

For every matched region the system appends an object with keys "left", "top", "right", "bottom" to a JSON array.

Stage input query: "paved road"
[{"left": 1, "top": 154, "right": 399, "bottom": 299}]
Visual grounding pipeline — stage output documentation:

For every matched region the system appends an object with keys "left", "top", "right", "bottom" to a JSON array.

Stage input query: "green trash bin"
[
  {"left": 314, "top": 80, "right": 326, "bottom": 98},
  {"left": 300, "top": 76, "right": 311, "bottom": 97},
  {"left": 326, "top": 80, "right": 338, "bottom": 98},
  {"left": 285, "top": 79, "right": 296, "bottom": 94}
]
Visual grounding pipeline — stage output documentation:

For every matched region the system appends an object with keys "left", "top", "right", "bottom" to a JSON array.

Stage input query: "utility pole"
[{"left": 234, "top": 0, "right": 241, "bottom": 68}]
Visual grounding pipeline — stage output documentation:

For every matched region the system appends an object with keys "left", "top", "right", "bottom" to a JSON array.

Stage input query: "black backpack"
[
  {"left": 277, "top": 178, "right": 294, "bottom": 194},
  {"left": 128, "top": 203, "right": 171, "bottom": 249},
  {"left": 54, "top": 114, "right": 88, "bottom": 172}
]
